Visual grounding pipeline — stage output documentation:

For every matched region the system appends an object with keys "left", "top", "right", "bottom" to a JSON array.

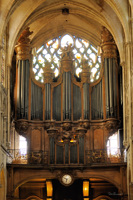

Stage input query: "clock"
[{"left": 61, "top": 174, "right": 73, "bottom": 186}]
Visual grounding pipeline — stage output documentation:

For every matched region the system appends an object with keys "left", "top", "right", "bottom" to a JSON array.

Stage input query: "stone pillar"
[{"left": 123, "top": 39, "right": 133, "bottom": 199}]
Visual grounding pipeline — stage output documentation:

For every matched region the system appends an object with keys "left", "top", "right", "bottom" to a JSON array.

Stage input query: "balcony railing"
[
  {"left": 7, "top": 148, "right": 126, "bottom": 166},
  {"left": 86, "top": 148, "right": 127, "bottom": 165}
]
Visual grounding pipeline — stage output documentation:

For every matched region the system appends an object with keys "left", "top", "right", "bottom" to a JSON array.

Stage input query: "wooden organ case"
[{"left": 14, "top": 27, "right": 122, "bottom": 166}]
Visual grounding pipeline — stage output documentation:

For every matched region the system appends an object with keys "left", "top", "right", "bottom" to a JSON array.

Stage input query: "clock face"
[{"left": 61, "top": 174, "right": 72, "bottom": 185}]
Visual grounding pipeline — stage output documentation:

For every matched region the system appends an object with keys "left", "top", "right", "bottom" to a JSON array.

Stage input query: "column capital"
[{"left": 15, "top": 27, "right": 33, "bottom": 60}]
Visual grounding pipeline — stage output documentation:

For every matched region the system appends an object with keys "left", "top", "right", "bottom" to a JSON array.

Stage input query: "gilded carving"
[
  {"left": 80, "top": 59, "right": 91, "bottom": 83},
  {"left": 101, "top": 27, "right": 114, "bottom": 43},
  {"left": 55, "top": 130, "right": 78, "bottom": 143},
  {"left": 47, "top": 120, "right": 58, "bottom": 135},
  {"left": 61, "top": 44, "right": 74, "bottom": 73},
  {"left": 15, "top": 27, "right": 33, "bottom": 60},
  {"left": 82, "top": 119, "right": 90, "bottom": 129},
  {"left": 76, "top": 119, "right": 87, "bottom": 135},
  {"left": 86, "top": 149, "right": 106, "bottom": 164},
  {"left": 15, "top": 120, "right": 29, "bottom": 136},
  {"left": 101, "top": 27, "right": 117, "bottom": 59},
  {"left": 61, "top": 44, "right": 74, "bottom": 61},
  {"left": 62, "top": 120, "right": 72, "bottom": 131},
  {"left": 43, "top": 61, "right": 54, "bottom": 84},
  {"left": 29, "top": 152, "right": 42, "bottom": 164},
  {"left": 105, "top": 119, "right": 120, "bottom": 132}
]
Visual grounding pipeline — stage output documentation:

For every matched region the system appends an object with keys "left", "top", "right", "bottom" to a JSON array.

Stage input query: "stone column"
[{"left": 123, "top": 38, "right": 133, "bottom": 199}]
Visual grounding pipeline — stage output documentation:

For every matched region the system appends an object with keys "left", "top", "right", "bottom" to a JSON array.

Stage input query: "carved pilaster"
[
  {"left": 15, "top": 27, "right": 33, "bottom": 60},
  {"left": 101, "top": 27, "right": 117, "bottom": 59}
]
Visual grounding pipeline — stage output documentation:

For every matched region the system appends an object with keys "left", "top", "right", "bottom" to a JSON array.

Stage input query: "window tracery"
[{"left": 32, "top": 34, "right": 101, "bottom": 83}]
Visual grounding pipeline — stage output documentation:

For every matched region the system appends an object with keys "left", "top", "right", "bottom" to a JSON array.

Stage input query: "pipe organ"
[{"left": 14, "top": 27, "right": 122, "bottom": 165}]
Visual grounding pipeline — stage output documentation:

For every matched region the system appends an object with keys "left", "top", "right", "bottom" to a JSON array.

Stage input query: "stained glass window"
[{"left": 32, "top": 34, "right": 101, "bottom": 83}]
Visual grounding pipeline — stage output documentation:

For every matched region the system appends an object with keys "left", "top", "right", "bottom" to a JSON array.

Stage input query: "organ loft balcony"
[{"left": 7, "top": 119, "right": 126, "bottom": 168}]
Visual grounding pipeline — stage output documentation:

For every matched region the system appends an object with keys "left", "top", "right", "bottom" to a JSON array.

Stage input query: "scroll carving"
[
  {"left": 29, "top": 152, "right": 42, "bottom": 164},
  {"left": 62, "top": 120, "right": 72, "bottom": 131},
  {"left": 15, "top": 120, "right": 29, "bottom": 136},
  {"left": 105, "top": 119, "right": 120, "bottom": 133}
]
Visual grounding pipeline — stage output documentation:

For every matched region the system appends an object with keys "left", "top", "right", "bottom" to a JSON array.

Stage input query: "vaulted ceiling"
[{"left": 0, "top": 0, "right": 132, "bottom": 65}]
